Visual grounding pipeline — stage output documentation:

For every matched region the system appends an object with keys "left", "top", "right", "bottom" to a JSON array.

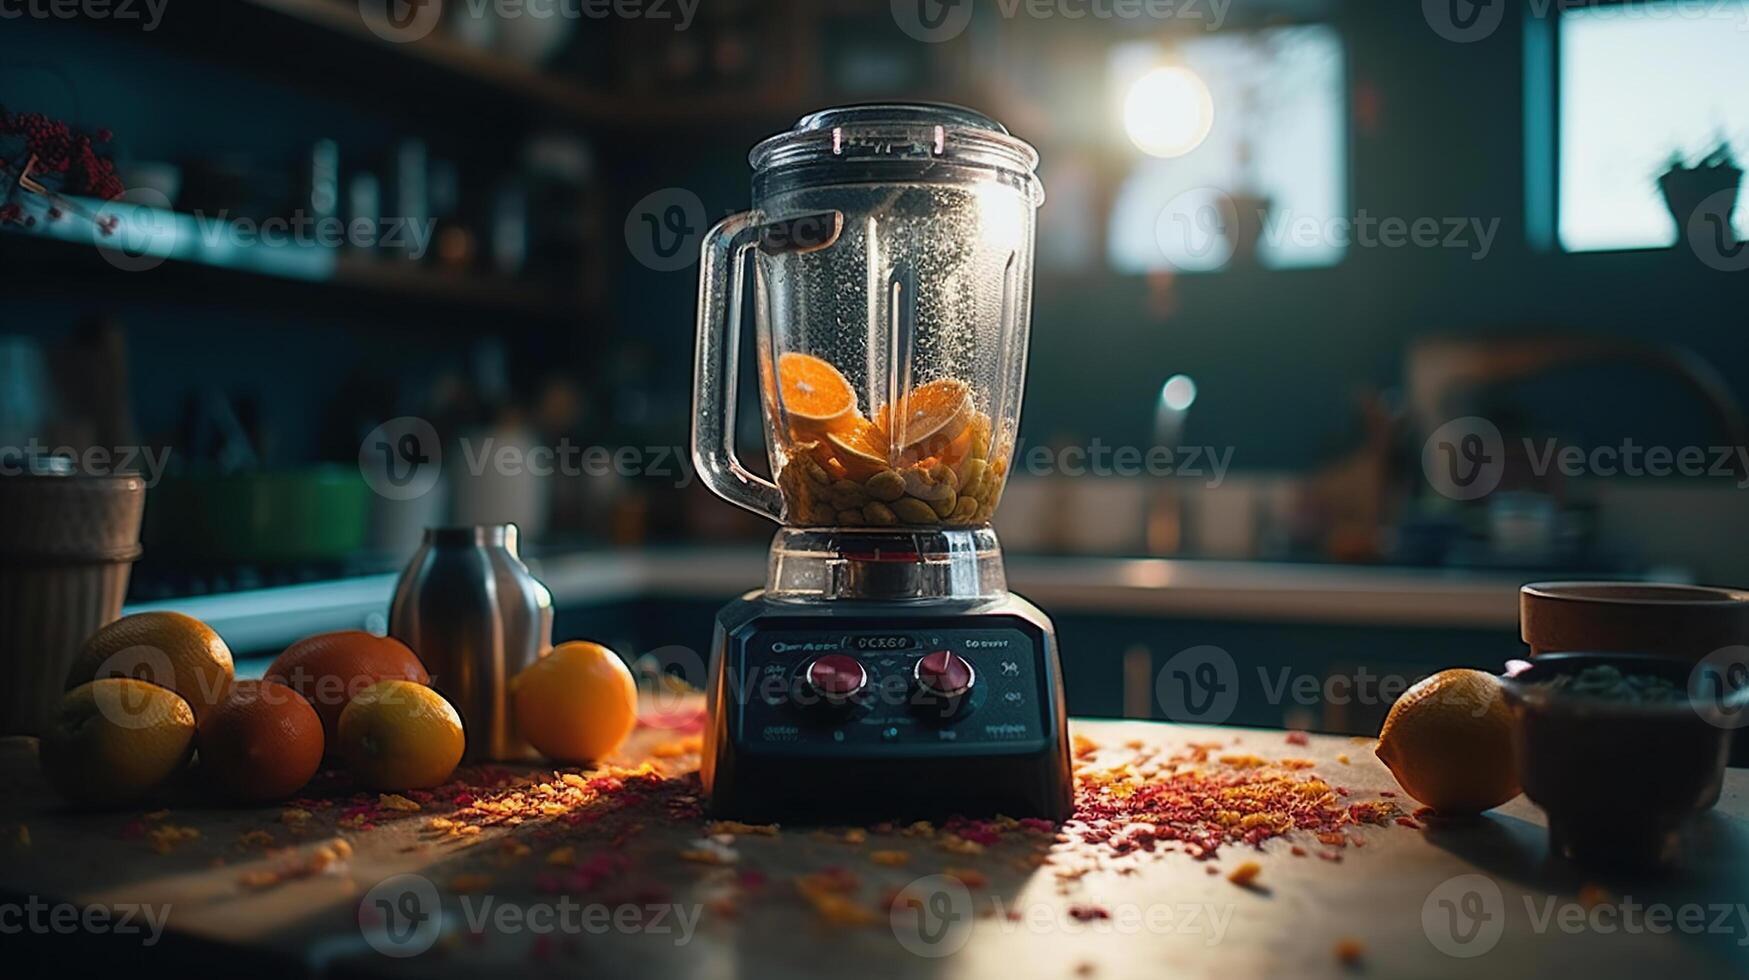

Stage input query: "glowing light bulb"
[{"left": 1123, "top": 66, "right": 1214, "bottom": 159}]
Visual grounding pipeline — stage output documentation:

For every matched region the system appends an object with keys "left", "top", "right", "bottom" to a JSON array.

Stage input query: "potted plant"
[{"left": 1657, "top": 140, "right": 1742, "bottom": 246}]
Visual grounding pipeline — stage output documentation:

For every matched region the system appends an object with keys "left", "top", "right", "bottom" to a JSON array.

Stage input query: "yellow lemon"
[
  {"left": 336, "top": 680, "right": 464, "bottom": 790},
  {"left": 1376, "top": 669, "right": 1521, "bottom": 815},
  {"left": 40, "top": 678, "right": 196, "bottom": 808}
]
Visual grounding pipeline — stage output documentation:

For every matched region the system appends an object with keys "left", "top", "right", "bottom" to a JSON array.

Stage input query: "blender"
[{"left": 691, "top": 104, "right": 1072, "bottom": 821}]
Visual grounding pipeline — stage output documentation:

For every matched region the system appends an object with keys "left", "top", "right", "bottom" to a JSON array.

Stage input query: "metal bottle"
[{"left": 389, "top": 524, "right": 553, "bottom": 760}]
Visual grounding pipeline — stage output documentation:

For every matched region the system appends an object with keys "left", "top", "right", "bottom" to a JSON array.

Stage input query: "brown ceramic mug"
[{"left": 1521, "top": 581, "right": 1749, "bottom": 658}]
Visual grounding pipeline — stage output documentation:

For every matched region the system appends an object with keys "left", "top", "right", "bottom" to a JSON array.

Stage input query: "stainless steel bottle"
[{"left": 390, "top": 524, "right": 553, "bottom": 760}]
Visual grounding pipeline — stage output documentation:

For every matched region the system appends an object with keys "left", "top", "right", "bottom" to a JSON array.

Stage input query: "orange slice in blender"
[
  {"left": 824, "top": 417, "right": 892, "bottom": 482},
  {"left": 777, "top": 352, "right": 857, "bottom": 434},
  {"left": 876, "top": 378, "right": 974, "bottom": 460}
]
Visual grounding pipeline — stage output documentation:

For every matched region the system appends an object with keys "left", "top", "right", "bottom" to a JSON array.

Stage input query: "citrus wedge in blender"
[
  {"left": 876, "top": 378, "right": 974, "bottom": 460},
  {"left": 824, "top": 417, "right": 892, "bottom": 482},
  {"left": 778, "top": 352, "right": 858, "bottom": 434}
]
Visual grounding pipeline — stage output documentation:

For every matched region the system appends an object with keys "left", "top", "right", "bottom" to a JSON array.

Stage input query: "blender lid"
[{"left": 750, "top": 102, "right": 1043, "bottom": 203}]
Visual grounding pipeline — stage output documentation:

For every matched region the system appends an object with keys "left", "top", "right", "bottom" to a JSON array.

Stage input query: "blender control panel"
[{"left": 726, "top": 618, "right": 1053, "bottom": 755}]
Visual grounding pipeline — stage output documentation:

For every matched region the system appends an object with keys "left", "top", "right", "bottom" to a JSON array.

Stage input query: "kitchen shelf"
[
  {"left": 235, "top": 0, "right": 812, "bottom": 128},
  {"left": 1, "top": 200, "right": 588, "bottom": 321}
]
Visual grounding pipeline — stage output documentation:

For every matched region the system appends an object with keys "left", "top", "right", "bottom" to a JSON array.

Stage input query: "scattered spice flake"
[
  {"left": 1068, "top": 904, "right": 1111, "bottom": 921},
  {"left": 900, "top": 821, "right": 935, "bottom": 838},
  {"left": 547, "top": 846, "right": 575, "bottom": 866},
  {"left": 868, "top": 850, "right": 910, "bottom": 866},
  {"left": 796, "top": 870, "right": 876, "bottom": 925},
  {"left": 841, "top": 828, "right": 867, "bottom": 845},
  {"left": 1378, "top": 791, "right": 1396, "bottom": 798},
  {"left": 378, "top": 793, "right": 421, "bottom": 812},
  {"left": 148, "top": 824, "right": 200, "bottom": 854},
  {"left": 938, "top": 834, "right": 985, "bottom": 855},
  {"left": 1227, "top": 861, "right": 1262, "bottom": 887},
  {"left": 142, "top": 809, "right": 170, "bottom": 822},
  {"left": 1334, "top": 937, "right": 1365, "bottom": 967},
  {"left": 1205, "top": 865, "right": 1221, "bottom": 876},
  {"left": 237, "top": 829, "right": 276, "bottom": 848},
  {"left": 943, "top": 866, "right": 988, "bottom": 888},
  {"left": 1072, "top": 734, "right": 1101, "bottom": 758},
  {"left": 280, "top": 808, "right": 312, "bottom": 825},
  {"left": 1290, "top": 846, "right": 1307, "bottom": 857},
  {"left": 1285, "top": 731, "right": 1310, "bottom": 746},
  {"left": 1336, "top": 754, "right": 1350, "bottom": 765},
  {"left": 706, "top": 820, "right": 779, "bottom": 837},
  {"left": 679, "top": 838, "right": 739, "bottom": 865},
  {"left": 1394, "top": 817, "right": 1422, "bottom": 830},
  {"left": 1412, "top": 806, "right": 1437, "bottom": 821}
]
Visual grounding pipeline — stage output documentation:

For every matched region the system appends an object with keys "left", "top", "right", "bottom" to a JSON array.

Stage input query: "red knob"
[
  {"left": 915, "top": 650, "right": 974, "bottom": 699},
  {"left": 805, "top": 654, "right": 867, "bottom": 703}
]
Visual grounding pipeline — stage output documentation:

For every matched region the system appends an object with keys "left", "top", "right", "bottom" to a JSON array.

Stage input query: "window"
[
  {"left": 1106, "top": 25, "right": 1346, "bottom": 273},
  {"left": 1558, "top": 1, "right": 1749, "bottom": 252}
]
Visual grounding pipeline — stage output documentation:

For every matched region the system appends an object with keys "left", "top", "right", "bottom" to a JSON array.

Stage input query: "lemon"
[
  {"left": 336, "top": 680, "right": 465, "bottom": 790},
  {"left": 40, "top": 679, "right": 196, "bottom": 808},
  {"left": 1376, "top": 669, "right": 1521, "bottom": 815}
]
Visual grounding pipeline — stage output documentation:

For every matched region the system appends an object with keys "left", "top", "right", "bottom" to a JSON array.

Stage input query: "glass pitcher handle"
[{"left": 691, "top": 210, "right": 784, "bottom": 522}]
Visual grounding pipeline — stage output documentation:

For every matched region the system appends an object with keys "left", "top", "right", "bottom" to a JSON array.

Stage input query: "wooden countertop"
[{"left": 3, "top": 714, "right": 1744, "bottom": 979}]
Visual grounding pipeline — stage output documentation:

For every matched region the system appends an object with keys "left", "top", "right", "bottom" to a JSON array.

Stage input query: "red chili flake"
[
  {"left": 1285, "top": 731, "right": 1310, "bottom": 746},
  {"left": 1290, "top": 846, "right": 1307, "bottom": 857},
  {"left": 1394, "top": 817, "right": 1422, "bottom": 830},
  {"left": 1412, "top": 806, "right": 1436, "bottom": 820},
  {"left": 1378, "top": 791, "right": 1396, "bottom": 798},
  {"left": 1068, "top": 904, "right": 1111, "bottom": 921},
  {"left": 1317, "top": 850, "right": 1342, "bottom": 863}
]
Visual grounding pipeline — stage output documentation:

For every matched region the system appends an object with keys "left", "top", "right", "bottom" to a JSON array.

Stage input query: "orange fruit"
[
  {"left": 777, "top": 352, "right": 858, "bottom": 433},
  {"left": 875, "top": 378, "right": 973, "bottom": 457},
  {"left": 67, "top": 611, "right": 235, "bottom": 722},
  {"left": 264, "top": 631, "right": 431, "bottom": 747},
  {"left": 40, "top": 678, "right": 196, "bottom": 808},
  {"left": 335, "top": 680, "right": 464, "bottom": 790},
  {"left": 198, "top": 680, "right": 325, "bottom": 803},
  {"left": 511, "top": 640, "right": 638, "bottom": 763},
  {"left": 824, "top": 417, "right": 893, "bottom": 482},
  {"left": 1376, "top": 669, "right": 1521, "bottom": 815}
]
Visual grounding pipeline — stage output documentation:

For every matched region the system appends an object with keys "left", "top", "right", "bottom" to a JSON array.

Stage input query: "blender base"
[{"left": 701, "top": 589, "right": 1074, "bottom": 823}]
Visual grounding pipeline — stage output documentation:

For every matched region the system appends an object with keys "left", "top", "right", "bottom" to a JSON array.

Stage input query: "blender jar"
[{"left": 693, "top": 104, "right": 1044, "bottom": 530}]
